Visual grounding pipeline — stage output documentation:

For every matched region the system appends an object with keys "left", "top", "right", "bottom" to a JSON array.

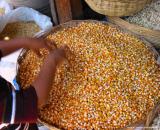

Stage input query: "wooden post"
[
  {"left": 54, "top": 0, "right": 72, "bottom": 24},
  {"left": 70, "top": 0, "right": 83, "bottom": 19},
  {"left": 50, "top": 0, "right": 58, "bottom": 25}
]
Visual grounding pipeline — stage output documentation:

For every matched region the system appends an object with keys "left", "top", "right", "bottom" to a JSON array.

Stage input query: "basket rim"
[
  {"left": 108, "top": 16, "right": 160, "bottom": 33},
  {"left": 145, "top": 102, "right": 160, "bottom": 128},
  {"left": 85, "top": 0, "right": 152, "bottom": 16},
  {"left": 17, "top": 20, "right": 160, "bottom": 130}
]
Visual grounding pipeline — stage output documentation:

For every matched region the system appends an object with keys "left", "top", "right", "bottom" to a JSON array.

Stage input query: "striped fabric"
[{"left": 0, "top": 50, "right": 38, "bottom": 130}]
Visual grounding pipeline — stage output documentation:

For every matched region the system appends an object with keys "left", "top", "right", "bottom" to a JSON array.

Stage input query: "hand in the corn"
[
  {"left": 33, "top": 46, "right": 68, "bottom": 107},
  {"left": 18, "top": 38, "right": 52, "bottom": 55},
  {"left": 47, "top": 45, "right": 68, "bottom": 66}
]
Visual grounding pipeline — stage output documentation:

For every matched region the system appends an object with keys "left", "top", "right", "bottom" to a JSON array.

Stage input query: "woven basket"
[
  {"left": 107, "top": 17, "right": 160, "bottom": 51},
  {"left": 144, "top": 102, "right": 160, "bottom": 130},
  {"left": 17, "top": 20, "right": 160, "bottom": 130},
  {"left": 85, "top": 0, "right": 152, "bottom": 16}
]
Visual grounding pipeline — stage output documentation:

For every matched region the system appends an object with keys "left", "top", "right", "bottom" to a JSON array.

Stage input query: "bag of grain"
[
  {"left": 0, "top": 0, "right": 13, "bottom": 16},
  {"left": 0, "top": 7, "right": 53, "bottom": 39}
]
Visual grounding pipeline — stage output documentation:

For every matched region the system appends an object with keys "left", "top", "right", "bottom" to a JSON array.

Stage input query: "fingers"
[
  {"left": 32, "top": 38, "right": 70, "bottom": 63},
  {"left": 50, "top": 40, "right": 57, "bottom": 49},
  {"left": 60, "top": 45, "right": 71, "bottom": 59},
  {"left": 58, "top": 46, "right": 68, "bottom": 58},
  {"left": 45, "top": 40, "right": 57, "bottom": 51},
  {"left": 45, "top": 42, "right": 53, "bottom": 52},
  {"left": 27, "top": 38, "right": 58, "bottom": 52},
  {"left": 58, "top": 45, "right": 70, "bottom": 65},
  {"left": 35, "top": 51, "right": 42, "bottom": 57}
]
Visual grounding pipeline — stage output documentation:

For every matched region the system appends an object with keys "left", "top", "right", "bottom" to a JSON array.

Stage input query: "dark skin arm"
[
  {"left": 33, "top": 47, "right": 66, "bottom": 107},
  {"left": 0, "top": 38, "right": 50, "bottom": 57}
]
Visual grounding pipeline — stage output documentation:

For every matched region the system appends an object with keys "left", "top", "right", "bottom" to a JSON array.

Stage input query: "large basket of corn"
[
  {"left": 85, "top": 0, "right": 152, "bottom": 16},
  {"left": 16, "top": 20, "right": 160, "bottom": 130}
]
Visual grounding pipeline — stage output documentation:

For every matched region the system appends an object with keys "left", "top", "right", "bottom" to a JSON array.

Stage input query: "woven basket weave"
[
  {"left": 144, "top": 102, "right": 160, "bottom": 130},
  {"left": 17, "top": 20, "right": 160, "bottom": 130},
  {"left": 85, "top": 0, "right": 152, "bottom": 16}
]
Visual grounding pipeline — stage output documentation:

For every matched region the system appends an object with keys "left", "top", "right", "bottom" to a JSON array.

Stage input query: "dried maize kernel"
[
  {"left": 18, "top": 22, "right": 160, "bottom": 129},
  {"left": 0, "top": 21, "right": 40, "bottom": 40}
]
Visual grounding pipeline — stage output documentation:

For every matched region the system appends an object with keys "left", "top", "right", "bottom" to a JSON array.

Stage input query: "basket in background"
[
  {"left": 144, "top": 102, "right": 160, "bottom": 130},
  {"left": 85, "top": 0, "right": 152, "bottom": 16},
  {"left": 107, "top": 17, "right": 160, "bottom": 51}
]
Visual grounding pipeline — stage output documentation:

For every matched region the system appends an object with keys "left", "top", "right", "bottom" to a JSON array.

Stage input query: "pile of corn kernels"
[
  {"left": 18, "top": 22, "right": 160, "bottom": 129},
  {"left": 0, "top": 21, "right": 40, "bottom": 40}
]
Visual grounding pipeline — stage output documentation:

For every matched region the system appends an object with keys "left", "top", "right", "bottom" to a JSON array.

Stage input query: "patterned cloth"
[{"left": 0, "top": 50, "right": 38, "bottom": 130}]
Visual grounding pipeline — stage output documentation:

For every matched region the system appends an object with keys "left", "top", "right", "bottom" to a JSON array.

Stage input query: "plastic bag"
[
  {"left": 6, "top": 0, "right": 49, "bottom": 9},
  {"left": 0, "top": 0, "right": 13, "bottom": 16},
  {"left": 0, "top": 7, "right": 53, "bottom": 36}
]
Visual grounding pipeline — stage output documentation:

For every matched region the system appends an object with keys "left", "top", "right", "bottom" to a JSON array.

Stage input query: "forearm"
[
  {"left": 0, "top": 39, "right": 25, "bottom": 57},
  {"left": 32, "top": 55, "right": 57, "bottom": 107}
]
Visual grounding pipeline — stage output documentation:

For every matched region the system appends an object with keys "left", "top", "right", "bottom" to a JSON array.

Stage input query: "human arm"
[
  {"left": 0, "top": 38, "right": 50, "bottom": 57},
  {"left": 33, "top": 46, "right": 67, "bottom": 107}
]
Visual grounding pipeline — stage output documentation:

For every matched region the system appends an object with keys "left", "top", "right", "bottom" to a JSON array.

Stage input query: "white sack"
[
  {"left": 0, "top": 7, "right": 53, "bottom": 36},
  {"left": 0, "top": 0, "right": 13, "bottom": 15}
]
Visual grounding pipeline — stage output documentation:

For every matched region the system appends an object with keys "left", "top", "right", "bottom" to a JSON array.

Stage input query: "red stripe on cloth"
[
  {"left": 14, "top": 86, "right": 38, "bottom": 124},
  {"left": 0, "top": 101, "right": 4, "bottom": 123}
]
